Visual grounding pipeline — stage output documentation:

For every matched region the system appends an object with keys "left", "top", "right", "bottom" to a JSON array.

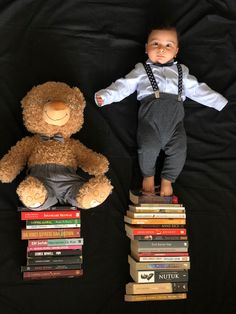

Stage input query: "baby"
[{"left": 95, "top": 25, "right": 228, "bottom": 196}]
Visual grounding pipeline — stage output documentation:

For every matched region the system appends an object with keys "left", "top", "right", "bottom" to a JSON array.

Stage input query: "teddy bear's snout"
[{"left": 43, "top": 100, "right": 71, "bottom": 126}]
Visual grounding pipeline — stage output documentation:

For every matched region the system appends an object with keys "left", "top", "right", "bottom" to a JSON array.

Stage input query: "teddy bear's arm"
[
  {"left": 74, "top": 140, "right": 109, "bottom": 176},
  {"left": 0, "top": 137, "right": 33, "bottom": 183}
]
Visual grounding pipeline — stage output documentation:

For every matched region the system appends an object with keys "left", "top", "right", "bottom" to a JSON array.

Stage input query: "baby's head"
[{"left": 145, "top": 24, "right": 179, "bottom": 64}]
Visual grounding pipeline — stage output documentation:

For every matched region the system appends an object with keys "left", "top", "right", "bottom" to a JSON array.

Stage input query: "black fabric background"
[{"left": 0, "top": 1, "right": 236, "bottom": 313}]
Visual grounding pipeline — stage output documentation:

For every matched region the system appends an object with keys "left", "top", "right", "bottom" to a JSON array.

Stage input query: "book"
[
  {"left": 128, "top": 255, "right": 190, "bottom": 270},
  {"left": 28, "top": 238, "right": 83, "bottom": 247},
  {"left": 21, "top": 228, "right": 81, "bottom": 239},
  {"left": 18, "top": 206, "right": 77, "bottom": 212},
  {"left": 26, "top": 219, "right": 81, "bottom": 229},
  {"left": 126, "top": 281, "right": 188, "bottom": 294},
  {"left": 23, "top": 269, "right": 83, "bottom": 280},
  {"left": 129, "top": 190, "right": 178, "bottom": 205},
  {"left": 21, "top": 210, "right": 80, "bottom": 220},
  {"left": 124, "top": 293, "right": 187, "bottom": 302},
  {"left": 27, "top": 245, "right": 83, "bottom": 252},
  {"left": 126, "top": 210, "right": 186, "bottom": 219},
  {"left": 27, "top": 249, "right": 82, "bottom": 257},
  {"left": 130, "top": 240, "right": 189, "bottom": 253},
  {"left": 124, "top": 216, "right": 186, "bottom": 225},
  {"left": 131, "top": 251, "right": 190, "bottom": 262},
  {"left": 125, "top": 224, "right": 187, "bottom": 236},
  {"left": 129, "top": 204, "right": 185, "bottom": 213},
  {"left": 21, "top": 263, "right": 82, "bottom": 272},
  {"left": 130, "top": 267, "right": 188, "bottom": 283},
  {"left": 25, "top": 223, "right": 81, "bottom": 229},
  {"left": 27, "top": 256, "right": 82, "bottom": 265},
  {"left": 126, "top": 234, "right": 188, "bottom": 241}
]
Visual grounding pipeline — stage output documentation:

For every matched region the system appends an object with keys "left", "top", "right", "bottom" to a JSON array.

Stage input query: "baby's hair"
[{"left": 146, "top": 22, "right": 180, "bottom": 44}]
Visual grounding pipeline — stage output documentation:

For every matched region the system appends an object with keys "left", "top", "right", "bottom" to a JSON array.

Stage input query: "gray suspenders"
[{"left": 143, "top": 63, "right": 183, "bottom": 101}]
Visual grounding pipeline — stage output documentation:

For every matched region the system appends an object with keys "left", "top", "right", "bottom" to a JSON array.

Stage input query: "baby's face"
[{"left": 146, "top": 29, "right": 179, "bottom": 64}]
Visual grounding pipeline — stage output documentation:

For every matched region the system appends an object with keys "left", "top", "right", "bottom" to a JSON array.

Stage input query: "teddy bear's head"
[{"left": 21, "top": 81, "right": 86, "bottom": 138}]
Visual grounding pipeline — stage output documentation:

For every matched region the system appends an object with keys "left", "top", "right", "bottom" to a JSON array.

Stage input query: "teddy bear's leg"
[
  {"left": 76, "top": 175, "right": 113, "bottom": 209},
  {"left": 17, "top": 176, "right": 48, "bottom": 208}
]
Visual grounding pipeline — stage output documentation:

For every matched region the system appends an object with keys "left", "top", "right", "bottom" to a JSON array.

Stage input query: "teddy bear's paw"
[
  {"left": 17, "top": 176, "right": 48, "bottom": 208},
  {"left": 76, "top": 175, "right": 113, "bottom": 209}
]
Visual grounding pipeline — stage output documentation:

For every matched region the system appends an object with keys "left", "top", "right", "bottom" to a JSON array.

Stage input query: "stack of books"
[
  {"left": 124, "top": 190, "right": 190, "bottom": 302},
  {"left": 19, "top": 206, "right": 83, "bottom": 280}
]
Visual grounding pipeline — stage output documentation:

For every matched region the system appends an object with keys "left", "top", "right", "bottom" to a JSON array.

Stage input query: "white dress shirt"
[{"left": 95, "top": 59, "right": 228, "bottom": 111}]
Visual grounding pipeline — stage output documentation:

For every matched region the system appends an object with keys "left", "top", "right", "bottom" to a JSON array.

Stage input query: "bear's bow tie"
[{"left": 40, "top": 134, "right": 64, "bottom": 143}]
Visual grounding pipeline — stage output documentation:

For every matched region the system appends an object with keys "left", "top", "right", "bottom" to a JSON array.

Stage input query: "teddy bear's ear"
[{"left": 73, "top": 87, "right": 86, "bottom": 110}]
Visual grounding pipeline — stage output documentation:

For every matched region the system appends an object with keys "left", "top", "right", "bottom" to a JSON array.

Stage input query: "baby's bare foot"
[
  {"left": 160, "top": 178, "right": 173, "bottom": 196},
  {"left": 142, "top": 176, "right": 155, "bottom": 194}
]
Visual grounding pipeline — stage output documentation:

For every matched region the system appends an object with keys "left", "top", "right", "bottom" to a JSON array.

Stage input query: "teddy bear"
[{"left": 0, "top": 81, "right": 113, "bottom": 210}]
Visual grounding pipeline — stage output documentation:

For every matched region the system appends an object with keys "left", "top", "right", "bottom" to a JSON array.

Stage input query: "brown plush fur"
[{"left": 0, "top": 82, "right": 113, "bottom": 209}]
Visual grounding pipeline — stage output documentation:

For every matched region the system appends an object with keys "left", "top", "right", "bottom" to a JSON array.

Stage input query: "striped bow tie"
[{"left": 40, "top": 133, "right": 64, "bottom": 143}]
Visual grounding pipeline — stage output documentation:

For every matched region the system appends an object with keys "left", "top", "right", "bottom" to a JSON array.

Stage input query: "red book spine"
[
  {"left": 27, "top": 245, "right": 83, "bottom": 251},
  {"left": 132, "top": 228, "right": 186, "bottom": 236},
  {"left": 21, "top": 211, "right": 80, "bottom": 220}
]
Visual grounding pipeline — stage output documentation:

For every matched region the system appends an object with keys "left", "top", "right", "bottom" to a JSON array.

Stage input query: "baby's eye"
[{"left": 166, "top": 43, "right": 173, "bottom": 48}]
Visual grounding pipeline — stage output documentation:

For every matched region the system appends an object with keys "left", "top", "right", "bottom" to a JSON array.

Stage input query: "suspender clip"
[
  {"left": 154, "top": 90, "right": 160, "bottom": 98},
  {"left": 178, "top": 95, "right": 182, "bottom": 102}
]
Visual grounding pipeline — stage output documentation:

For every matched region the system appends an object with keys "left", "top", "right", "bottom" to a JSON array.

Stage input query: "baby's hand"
[{"left": 96, "top": 95, "right": 104, "bottom": 106}]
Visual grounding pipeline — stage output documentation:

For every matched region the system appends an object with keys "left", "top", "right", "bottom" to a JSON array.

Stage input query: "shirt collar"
[{"left": 146, "top": 58, "right": 177, "bottom": 67}]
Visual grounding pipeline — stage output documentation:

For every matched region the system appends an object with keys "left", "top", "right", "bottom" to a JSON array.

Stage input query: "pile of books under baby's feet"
[
  {"left": 124, "top": 189, "right": 189, "bottom": 302},
  {"left": 18, "top": 206, "right": 83, "bottom": 280}
]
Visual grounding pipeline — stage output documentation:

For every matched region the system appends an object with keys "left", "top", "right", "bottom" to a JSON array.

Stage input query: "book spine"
[
  {"left": 27, "top": 256, "right": 82, "bottom": 265},
  {"left": 28, "top": 238, "right": 83, "bottom": 247},
  {"left": 23, "top": 269, "right": 83, "bottom": 280},
  {"left": 21, "top": 263, "right": 82, "bottom": 272},
  {"left": 22, "top": 228, "right": 81, "bottom": 239},
  {"left": 21, "top": 211, "right": 80, "bottom": 220},
  {"left": 26, "top": 224, "right": 81, "bottom": 229},
  {"left": 133, "top": 256, "right": 190, "bottom": 262},
  {"left": 130, "top": 268, "right": 188, "bottom": 283},
  {"left": 127, "top": 234, "right": 188, "bottom": 241},
  {"left": 26, "top": 219, "right": 81, "bottom": 225},
  {"left": 124, "top": 293, "right": 187, "bottom": 302},
  {"left": 126, "top": 282, "right": 188, "bottom": 294},
  {"left": 27, "top": 249, "right": 82, "bottom": 257},
  {"left": 131, "top": 240, "right": 189, "bottom": 249},
  {"left": 126, "top": 211, "right": 186, "bottom": 218},
  {"left": 27, "top": 245, "right": 82, "bottom": 251},
  {"left": 129, "top": 228, "right": 187, "bottom": 236},
  {"left": 124, "top": 216, "right": 186, "bottom": 225}
]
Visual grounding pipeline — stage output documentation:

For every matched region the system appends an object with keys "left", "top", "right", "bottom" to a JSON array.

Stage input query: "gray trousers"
[
  {"left": 137, "top": 93, "right": 187, "bottom": 182},
  {"left": 28, "top": 164, "right": 86, "bottom": 210}
]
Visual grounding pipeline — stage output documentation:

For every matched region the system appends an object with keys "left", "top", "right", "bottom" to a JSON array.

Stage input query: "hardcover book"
[
  {"left": 21, "top": 228, "right": 81, "bottom": 239},
  {"left": 125, "top": 224, "right": 187, "bottom": 236},
  {"left": 126, "top": 281, "right": 188, "bottom": 294},
  {"left": 130, "top": 240, "right": 189, "bottom": 253},
  {"left": 130, "top": 267, "right": 188, "bottom": 283},
  {"left": 124, "top": 292, "right": 187, "bottom": 302},
  {"left": 129, "top": 190, "right": 179, "bottom": 205},
  {"left": 21, "top": 263, "right": 82, "bottom": 272},
  {"left": 131, "top": 251, "right": 190, "bottom": 262},
  {"left": 128, "top": 255, "right": 190, "bottom": 271},
  {"left": 28, "top": 238, "right": 84, "bottom": 247},
  {"left": 124, "top": 216, "right": 186, "bottom": 225},
  {"left": 126, "top": 233, "right": 188, "bottom": 241},
  {"left": 129, "top": 204, "right": 185, "bottom": 213},
  {"left": 27, "top": 245, "right": 82, "bottom": 251},
  {"left": 27, "top": 255, "right": 83, "bottom": 265},
  {"left": 23, "top": 269, "right": 83, "bottom": 280},
  {"left": 21, "top": 210, "right": 80, "bottom": 220},
  {"left": 18, "top": 206, "right": 78, "bottom": 212},
  {"left": 126, "top": 210, "right": 186, "bottom": 219},
  {"left": 27, "top": 249, "right": 82, "bottom": 257}
]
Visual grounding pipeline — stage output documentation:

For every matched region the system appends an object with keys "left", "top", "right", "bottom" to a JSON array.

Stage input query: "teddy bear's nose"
[{"left": 49, "top": 101, "right": 67, "bottom": 110}]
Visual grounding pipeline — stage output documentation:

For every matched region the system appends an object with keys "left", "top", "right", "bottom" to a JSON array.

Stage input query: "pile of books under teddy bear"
[
  {"left": 19, "top": 206, "right": 83, "bottom": 280},
  {"left": 124, "top": 190, "right": 189, "bottom": 302}
]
